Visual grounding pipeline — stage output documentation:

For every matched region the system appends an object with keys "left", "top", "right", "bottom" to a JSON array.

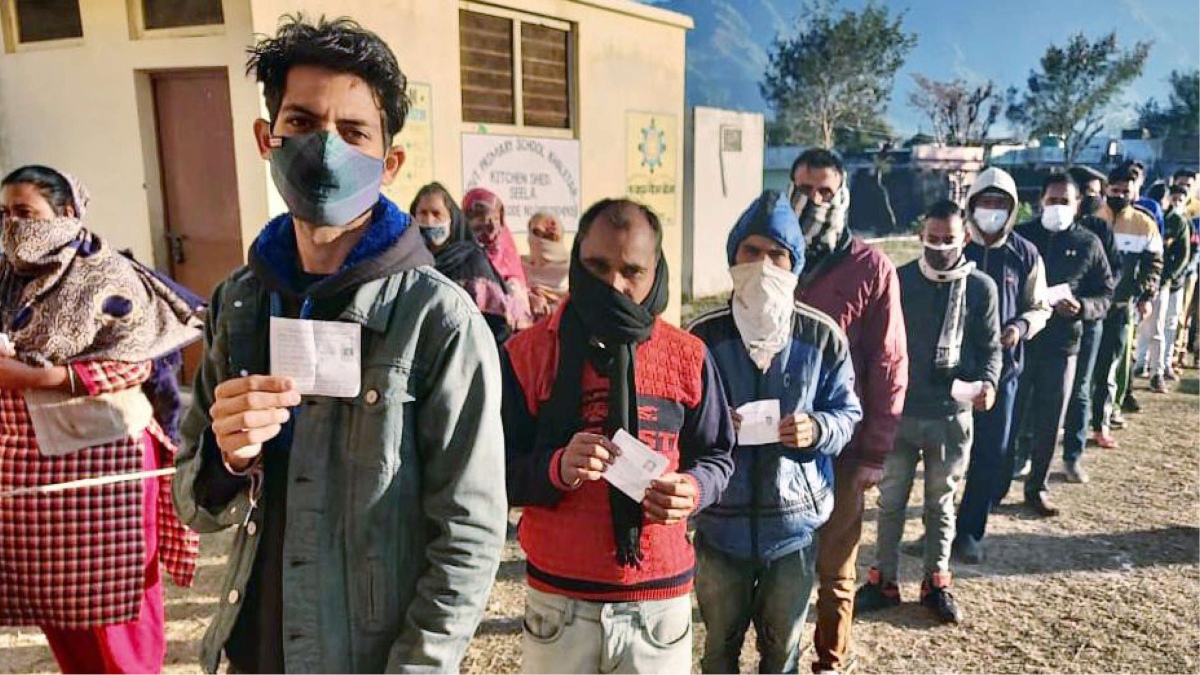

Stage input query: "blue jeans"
[
  {"left": 956, "top": 373, "right": 1019, "bottom": 543},
  {"left": 1063, "top": 319, "right": 1103, "bottom": 462},
  {"left": 695, "top": 536, "right": 817, "bottom": 674}
]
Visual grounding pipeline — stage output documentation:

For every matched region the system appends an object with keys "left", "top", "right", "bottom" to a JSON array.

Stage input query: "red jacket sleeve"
[{"left": 845, "top": 257, "right": 908, "bottom": 470}]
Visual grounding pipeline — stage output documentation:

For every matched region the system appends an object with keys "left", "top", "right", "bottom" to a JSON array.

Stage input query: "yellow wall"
[
  {"left": 0, "top": 0, "right": 690, "bottom": 321},
  {"left": 247, "top": 0, "right": 691, "bottom": 321},
  {"left": 0, "top": 0, "right": 267, "bottom": 268}
]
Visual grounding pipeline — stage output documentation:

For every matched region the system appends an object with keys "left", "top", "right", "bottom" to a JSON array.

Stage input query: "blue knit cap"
[{"left": 726, "top": 190, "right": 806, "bottom": 275}]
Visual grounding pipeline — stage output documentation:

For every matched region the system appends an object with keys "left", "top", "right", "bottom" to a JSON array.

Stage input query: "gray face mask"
[{"left": 269, "top": 131, "right": 385, "bottom": 227}]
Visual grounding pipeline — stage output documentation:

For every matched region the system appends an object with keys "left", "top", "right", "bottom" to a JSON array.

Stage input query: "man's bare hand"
[
  {"left": 643, "top": 473, "right": 697, "bottom": 525},
  {"left": 210, "top": 375, "right": 300, "bottom": 472},
  {"left": 559, "top": 433, "right": 619, "bottom": 487}
]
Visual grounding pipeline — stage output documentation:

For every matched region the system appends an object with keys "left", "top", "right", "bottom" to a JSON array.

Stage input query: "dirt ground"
[{"left": 3, "top": 239, "right": 1198, "bottom": 673}]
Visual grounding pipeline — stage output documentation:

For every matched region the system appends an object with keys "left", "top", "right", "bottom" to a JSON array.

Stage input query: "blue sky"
[{"left": 642, "top": 0, "right": 1200, "bottom": 138}]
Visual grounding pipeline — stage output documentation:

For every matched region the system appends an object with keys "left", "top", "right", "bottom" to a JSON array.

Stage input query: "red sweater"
[
  {"left": 502, "top": 306, "right": 735, "bottom": 601},
  {"left": 797, "top": 237, "right": 908, "bottom": 470}
]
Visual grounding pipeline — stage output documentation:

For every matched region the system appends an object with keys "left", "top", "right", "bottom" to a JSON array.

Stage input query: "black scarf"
[{"left": 536, "top": 245, "right": 669, "bottom": 567}]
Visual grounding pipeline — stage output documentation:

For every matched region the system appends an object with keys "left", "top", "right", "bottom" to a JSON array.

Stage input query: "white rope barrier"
[{"left": 0, "top": 467, "right": 176, "bottom": 500}]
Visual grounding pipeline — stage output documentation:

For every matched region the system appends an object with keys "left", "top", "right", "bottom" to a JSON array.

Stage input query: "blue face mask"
[{"left": 269, "top": 131, "right": 385, "bottom": 227}]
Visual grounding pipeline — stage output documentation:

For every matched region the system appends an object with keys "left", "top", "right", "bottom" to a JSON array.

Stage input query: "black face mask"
[
  {"left": 1080, "top": 195, "right": 1102, "bottom": 216},
  {"left": 1106, "top": 195, "right": 1131, "bottom": 213},
  {"left": 923, "top": 246, "right": 962, "bottom": 272}
]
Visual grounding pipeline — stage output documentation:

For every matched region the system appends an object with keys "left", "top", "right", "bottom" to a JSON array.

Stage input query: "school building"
[{"left": 0, "top": 0, "right": 691, "bottom": 320}]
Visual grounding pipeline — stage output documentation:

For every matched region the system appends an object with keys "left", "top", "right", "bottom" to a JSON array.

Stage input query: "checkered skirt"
[{"left": 0, "top": 361, "right": 198, "bottom": 629}]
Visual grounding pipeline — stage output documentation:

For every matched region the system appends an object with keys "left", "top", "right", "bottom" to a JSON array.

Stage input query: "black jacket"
[
  {"left": 897, "top": 261, "right": 1001, "bottom": 419},
  {"left": 1015, "top": 218, "right": 1114, "bottom": 356}
]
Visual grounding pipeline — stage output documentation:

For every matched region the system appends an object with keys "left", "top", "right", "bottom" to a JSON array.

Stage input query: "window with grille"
[
  {"left": 9, "top": 0, "right": 83, "bottom": 44},
  {"left": 460, "top": 8, "right": 573, "bottom": 131},
  {"left": 141, "top": 0, "right": 223, "bottom": 31}
]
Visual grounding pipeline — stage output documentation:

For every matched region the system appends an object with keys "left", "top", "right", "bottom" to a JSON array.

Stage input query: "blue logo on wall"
[{"left": 638, "top": 118, "right": 667, "bottom": 174}]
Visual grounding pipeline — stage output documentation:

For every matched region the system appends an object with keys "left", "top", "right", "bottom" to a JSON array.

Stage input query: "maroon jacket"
[{"left": 797, "top": 237, "right": 908, "bottom": 471}]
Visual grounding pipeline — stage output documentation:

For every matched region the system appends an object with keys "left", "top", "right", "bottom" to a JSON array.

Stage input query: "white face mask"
[
  {"left": 972, "top": 208, "right": 1009, "bottom": 235},
  {"left": 419, "top": 218, "right": 452, "bottom": 247},
  {"left": 730, "top": 259, "right": 799, "bottom": 372},
  {"left": 1041, "top": 204, "right": 1075, "bottom": 232}
]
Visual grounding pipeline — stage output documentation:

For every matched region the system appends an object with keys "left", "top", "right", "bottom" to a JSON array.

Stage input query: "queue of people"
[{"left": 2, "top": 13, "right": 1198, "bottom": 675}]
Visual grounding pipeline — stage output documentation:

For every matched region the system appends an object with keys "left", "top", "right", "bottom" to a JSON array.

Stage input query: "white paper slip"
[
  {"left": 736, "top": 399, "right": 782, "bottom": 446},
  {"left": 269, "top": 317, "right": 362, "bottom": 398},
  {"left": 951, "top": 379, "right": 985, "bottom": 403},
  {"left": 606, "top": 429, "right": 670, "bottom": 502},
  {"left": 1044, "top": 283, "right": 1075, "bottom": 306}
]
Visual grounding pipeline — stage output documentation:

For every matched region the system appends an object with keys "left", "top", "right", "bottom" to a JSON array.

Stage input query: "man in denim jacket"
[{"left": 173, "top": 16, "right": 506, "bottom": 673}]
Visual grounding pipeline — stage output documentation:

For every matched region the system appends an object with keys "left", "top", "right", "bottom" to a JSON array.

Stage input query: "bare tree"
[{"left": 907, "top": 74, "right": 1002, "bottom": 146}]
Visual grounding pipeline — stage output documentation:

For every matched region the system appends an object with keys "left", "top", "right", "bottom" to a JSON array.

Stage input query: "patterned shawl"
[{"left": 0, "top": 177, "right": 203, "bottom": 366}]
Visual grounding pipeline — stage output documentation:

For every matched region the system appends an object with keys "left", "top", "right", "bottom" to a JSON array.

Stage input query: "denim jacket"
[{"left": 173, "top": 220, "right": 507, "bottom": 673}]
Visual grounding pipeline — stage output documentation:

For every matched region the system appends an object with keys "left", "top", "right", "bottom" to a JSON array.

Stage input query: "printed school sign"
[
  {"left": 626, "top": 111, "right": 679, "bottom": 226},
  {"left": 461, "top": 133, "right": 581, "bottom": 233}
]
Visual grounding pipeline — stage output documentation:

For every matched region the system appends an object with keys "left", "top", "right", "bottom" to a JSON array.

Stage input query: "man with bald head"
[{"left": 502, "top": 199, "right": 735, "bottom": 674}]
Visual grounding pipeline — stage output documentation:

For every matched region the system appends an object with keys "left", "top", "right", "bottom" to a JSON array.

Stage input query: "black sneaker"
[
  {"left": 951, "top": 535, "right": 984, "bottom": 564},
  {"left": 1025, "top": 490, "right": 1061, "bottom": 517},
  {"left": 1121, "top": 394, "right": 1142, "bottom": 413},
  {"left": 1150, "top": 375, "right": 1168, "bottom": 393},
  {"left": 1063, "top": 460, "right": 1090, "bottom": 484},
  {"left": 855, "top": 568, "right": 901, "bottom": 614},
  {"left": 920, "top": 575, "right": 962, "bottom": 624}
]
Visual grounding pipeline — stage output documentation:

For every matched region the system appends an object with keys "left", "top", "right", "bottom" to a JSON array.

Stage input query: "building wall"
[
  {"left": 0, "top": 0, "right": 266, "bottom": 268},
  {"left": 683, "top": 106, "right": 763, "bottom": 299},
  {"left": 1, "top": 0, "right": 690, "bottom": 320}
]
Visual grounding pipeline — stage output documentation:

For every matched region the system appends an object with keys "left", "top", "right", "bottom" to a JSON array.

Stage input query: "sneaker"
[
  {"left": 1063, "top": 460, "right": 1090, "bottom": 484},
  {"left": 1109, "top": 412, "right": 1127, "bottom": 430},
  {"left": 1090, "top": 431, "right": 1119, "bottom": 449},
  {"left": 1121, "top": 394, "right": 1142, "bottom": 413},
  {"left": 951, "top": 535, "right": 984, "bottom": 565},
  {"left": 1025, "top": 490, "right": 1061, "bottom": 517},
  {"left": 854, "top": 568, "right": 901, "bottom": 614},
  {"left": 920, "top": 573, "right": 962, "bottom": 624},
  {"left": 1150, "top": 375, "right": 1168, "bottom": 393},
  {"left": 1134, "top": 363, "right": 1149, "bottom": 379},
  {"left": 1012, "top": 458, "right": 1031, "bottom": 480},
  {"left": 1165, "top": 366, "right": 1179, "bottom": 382}
]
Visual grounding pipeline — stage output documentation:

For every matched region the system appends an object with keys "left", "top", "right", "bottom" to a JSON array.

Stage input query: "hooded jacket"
[
  {"left": 964, "top": 167, "right": 1052, "bottom": 383},
  {"left": 689, "top": 191, "right": 862, "bottom": 562}
]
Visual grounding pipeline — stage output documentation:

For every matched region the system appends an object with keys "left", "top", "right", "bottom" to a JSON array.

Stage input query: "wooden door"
[{"left": 151, "top": 69, "right": 243, "bottom": 381}]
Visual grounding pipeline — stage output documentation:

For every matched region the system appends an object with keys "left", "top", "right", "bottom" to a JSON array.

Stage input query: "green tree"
[
  {"left": 761, "top": 0, "right": 916, "bottom": 149},
  {"left": 1136, "top": 69, "right": 1199, "bottom": 138},
  {"left": 1006, "top": 32, "right": 1151, "bottom": 168}
]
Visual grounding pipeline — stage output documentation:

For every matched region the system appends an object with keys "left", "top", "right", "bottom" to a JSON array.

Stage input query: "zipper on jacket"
[{"left": 750, "top": 373, "right": 764, "bottom": 563}]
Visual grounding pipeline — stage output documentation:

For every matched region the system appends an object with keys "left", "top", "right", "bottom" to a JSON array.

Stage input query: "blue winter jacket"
[{"left": 688, "top": 303, "right": 861, "bottom": 562}]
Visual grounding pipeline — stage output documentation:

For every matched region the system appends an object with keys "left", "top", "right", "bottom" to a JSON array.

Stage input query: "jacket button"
[
  {"left": 233, "top": 300, "right": 243, "bottom": 308},
  {"left": 246, "top": 521, "right": 257, "bottom": 536},
  {"left": 239, "top": 369, "right": 249, "bottom": 377},
  {"left": 364, "top": 389, "right": 379, "bottom": 405},
  {"left": 227, "top": 589, "right": 240, "bottom": 604}
]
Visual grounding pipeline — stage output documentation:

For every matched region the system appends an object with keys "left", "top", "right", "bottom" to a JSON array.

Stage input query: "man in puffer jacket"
[{"left": 689, "top": 190, "right": 862, "bottom": 674}]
